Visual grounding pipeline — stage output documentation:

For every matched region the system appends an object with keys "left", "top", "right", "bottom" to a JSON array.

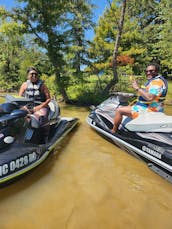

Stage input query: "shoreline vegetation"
[
  {"left": 0, "top": 79, "right": 172, "bottom": 107},
  {"left": 0, "top": 1, "right": 172, "bottom": 110}
]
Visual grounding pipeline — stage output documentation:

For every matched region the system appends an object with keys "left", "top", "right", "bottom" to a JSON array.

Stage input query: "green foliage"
[
  {"left": 88, "top": 0, "right": 147, "bottom": 78},
  {"left": 0, "top": 15, "right": 25, "bottom": 90},
  {"left": 41, "top": 73, "right": 58, "bottom": 97},
  {"left": 89, "top": 0, "right": 172, "bottom": 80},
  {"left": 153, "top": 0, "right": 172, "bottom": 69},
  {"left": 166, "top": 80, "right": 172, "bottom": 102},
  {"left": 9, "top": 0, "right": 95, "bottom": 101},
  {"left": 0, "top": 9, "right": 53, "bottom": 91},
  {"left": 0, "top": 0, "right": 172, "bottom": 104},
  {"left": 127, "top": 0, "right": 172, "bottom": 72},
  {"left": 73, "top": 87, "right": 108, "bottom": 106}
]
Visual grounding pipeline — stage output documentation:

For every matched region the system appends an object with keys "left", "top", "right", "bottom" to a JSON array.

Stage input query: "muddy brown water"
[{"left": 0, "top": 104, "right": 172, "bottom": 229}]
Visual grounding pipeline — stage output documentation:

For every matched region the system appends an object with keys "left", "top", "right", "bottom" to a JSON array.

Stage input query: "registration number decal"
[{"left": 0, "top": 152, "right": 37, "bottom": 177}]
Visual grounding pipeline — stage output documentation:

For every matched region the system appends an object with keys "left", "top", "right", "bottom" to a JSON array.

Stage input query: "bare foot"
[{"left": 111, "top": 129, "right": 116, "bottom": 134}]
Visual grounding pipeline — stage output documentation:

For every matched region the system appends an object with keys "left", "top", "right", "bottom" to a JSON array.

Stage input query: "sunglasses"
[
  {"left": 29, "top": 72, "right": 38, "bottom": 76},
  {"left": 145, "top": 70, "right": 155, "bottom": 73}
]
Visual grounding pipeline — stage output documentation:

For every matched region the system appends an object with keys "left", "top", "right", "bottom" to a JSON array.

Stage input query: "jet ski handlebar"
[
  {"left": 5, "top": 94, "right": 34, "bottom": 106},
  {"left": 110, "top": 92, "right": 136, "bottom": 98},
  {"left": 0, "top": 94, "right": 36, "bottom": 115}
]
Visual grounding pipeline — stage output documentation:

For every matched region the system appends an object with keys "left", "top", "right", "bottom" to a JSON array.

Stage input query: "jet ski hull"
[
  {"left": 0, "top": 95, "right": 79, "bottom": 186},
  {"left": 0, "top": 117, "right": 78, "bottom": 186},
  {"left": 86, "top": 93, "right": 172, "bottom": 183}
]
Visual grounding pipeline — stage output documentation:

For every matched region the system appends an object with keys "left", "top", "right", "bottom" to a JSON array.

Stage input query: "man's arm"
[
  {"left": 132, "top": 80, "right": 156, "bottom": 101},
  {"left": 19, "top": 82, "right": 27, "bottom": 96}
]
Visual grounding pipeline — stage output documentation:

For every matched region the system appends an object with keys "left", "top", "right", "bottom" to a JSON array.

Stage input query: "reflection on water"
[{"left": 0, "top": 103, "right": 172, "bottom": 229}]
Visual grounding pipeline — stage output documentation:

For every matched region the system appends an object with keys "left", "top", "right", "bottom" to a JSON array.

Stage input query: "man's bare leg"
[{"left": 111, "top": 106, "right": 132, "bottom": 133}]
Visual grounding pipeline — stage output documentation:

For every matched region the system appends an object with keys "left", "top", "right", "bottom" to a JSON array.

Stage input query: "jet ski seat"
[
  {"left": 26, "top": 100, "right": 60, "bottom": 129},
  {"left": 48, "top": 100, "right": 60, "bottom": 120},
  {"left": 125, "top": 112, "right": 172, "bottom": 132}
]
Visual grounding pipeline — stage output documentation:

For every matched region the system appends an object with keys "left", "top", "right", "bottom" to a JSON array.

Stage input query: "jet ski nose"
[{"left": 89, "top": 105, "right": 96, "bottom": 110}]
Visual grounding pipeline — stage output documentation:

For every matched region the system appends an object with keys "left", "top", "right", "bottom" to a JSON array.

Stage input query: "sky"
[{"left": 0, "top": 0, "right": 109, "bottom": 40}]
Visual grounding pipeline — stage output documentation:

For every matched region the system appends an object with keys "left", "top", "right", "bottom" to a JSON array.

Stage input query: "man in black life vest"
[{"left": 19, "top": 67, "right": 51, "bottom": 142}]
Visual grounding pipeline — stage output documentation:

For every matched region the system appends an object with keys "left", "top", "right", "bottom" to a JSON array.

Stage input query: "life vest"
[
  {"left": 137, "top": 75, "right": 168, "bottom": 106},
  {"left": 24, "top": 79, "right": 46, "bottom": 102}
]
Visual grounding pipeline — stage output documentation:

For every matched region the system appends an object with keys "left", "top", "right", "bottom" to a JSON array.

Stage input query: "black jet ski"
[
  {"left": 87, "top": 92, "right": 172, "bottom": 183},
  {"left": 0, "top": 94, "right": 79, "bottom": 185}
]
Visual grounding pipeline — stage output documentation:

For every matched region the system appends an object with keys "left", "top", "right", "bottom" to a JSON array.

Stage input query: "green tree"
[
  {"left": 152, "top": 0, "right": 172, "bottom": 71},
  {"left": 7, "top": 0, "right": 95, "bottom": 102},
  {"left": 89, "top": 0, "right": 143, "bottom": 92},
  {"left": 89, "top": 0, "right": 172, "bottom": 96},
  {"left": 0, "top": 9, "right": 25, "bottom": 90},
  {"left": 0, "top": 7, "right": 52, "bottom": 91},
  {"left": 104, "top": 0, "right": 127, "bottom": 93},
  {"left": 127, "top": 0, "right": 172, "bottom": 72},
  {"left": 66, "top": 0, "right": 95, "bottom": 84},
  {"left": 14, "top": 0, "right": 71, "bottom": 101}
]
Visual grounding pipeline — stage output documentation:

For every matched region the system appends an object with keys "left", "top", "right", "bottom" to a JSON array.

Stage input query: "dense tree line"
[{"left": 0, "top": 0, "right": 171, "bottom": 102}]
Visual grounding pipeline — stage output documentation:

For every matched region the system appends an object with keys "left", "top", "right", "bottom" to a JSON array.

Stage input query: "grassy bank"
[
  {"left": 67, "top": 75, "right": 172, "bottom": 105},
  {"left": 166, "top": 80, "right": 172, "bottom": 104}
]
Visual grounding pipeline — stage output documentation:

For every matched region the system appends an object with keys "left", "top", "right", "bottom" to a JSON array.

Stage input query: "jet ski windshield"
[
  {"left": 96, "top": 92, "right": 135, "bottom": 121},
  {"left": 5, "top": 94, "right": 34, "bottom": 107},
  {"left": 98, "top": 92, "right": 135, "bottom": 108}
]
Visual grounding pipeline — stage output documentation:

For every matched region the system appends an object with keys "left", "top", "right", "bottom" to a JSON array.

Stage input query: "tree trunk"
[
  {"left": 55, "top": 72, "right": 70, "bottom": 103},
  {"left": 59, "top": 87, "right": 70, "bottom": 103},
  {"left": 103, "top": 0, "right": 127, "bottom": 94}
]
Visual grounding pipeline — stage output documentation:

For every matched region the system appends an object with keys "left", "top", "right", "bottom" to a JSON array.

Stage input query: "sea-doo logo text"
[
  {"left": 142, "top": 146, "right": 161, "bottom": 159},
  {"left": 0, "top": 152, "right": 37, "bottom": 177}
]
